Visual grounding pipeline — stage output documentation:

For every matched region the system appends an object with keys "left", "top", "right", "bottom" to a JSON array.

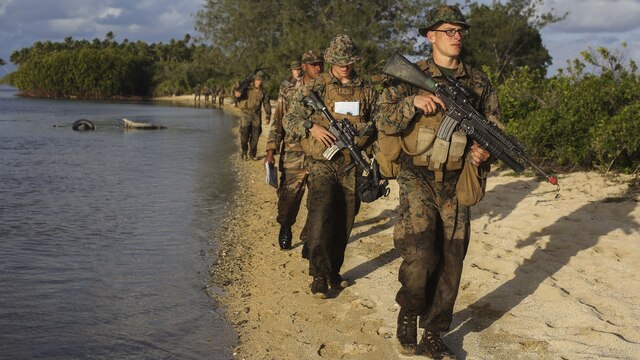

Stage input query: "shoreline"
[
  {"left": 200, "top": 101, "right": 640, "bottom": 359},
  {"left": 157, "top": 92, "right": 640, "bottom": 358}
]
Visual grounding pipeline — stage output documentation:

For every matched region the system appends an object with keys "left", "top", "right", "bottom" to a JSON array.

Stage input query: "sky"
[{"left": 1, "top": 0, "right": 639, "bottom": 76}]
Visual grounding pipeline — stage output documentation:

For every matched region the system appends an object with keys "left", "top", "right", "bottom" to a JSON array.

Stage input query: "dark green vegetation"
[
  {"left": 3, "top": 0, "right": 639, "bottom": 172},
  {"left": 194, "top": 0, "right": 563, "bottom": 94},
  {"left": 0, "top": 58, "right": 12, "bottom": 83},
  {"left": 498, "top": 46, "right": 639, "bottom": 173},
  {"left": 7, "top": 33, "right": 222, "bottom": 98},
  {"left": 461, "top": 0, "right": 566, "bottom": 81}
]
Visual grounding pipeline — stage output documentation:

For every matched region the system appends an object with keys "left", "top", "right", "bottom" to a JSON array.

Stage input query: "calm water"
[{"left": 0, "top": 85, "right": 238, "bottom": 359}]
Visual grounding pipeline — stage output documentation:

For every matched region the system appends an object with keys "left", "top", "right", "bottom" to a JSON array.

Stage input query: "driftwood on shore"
[{"left": 122, "top": 118, "right": 167, "bottom": 130}]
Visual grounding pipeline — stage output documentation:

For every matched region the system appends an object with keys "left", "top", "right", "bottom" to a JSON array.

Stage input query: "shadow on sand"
[
  {"left": 446, "top": 186, "right": 639, "bottom": 358},
  {"left": 344, "top": 207, "right": 400, "bottom": 283}
]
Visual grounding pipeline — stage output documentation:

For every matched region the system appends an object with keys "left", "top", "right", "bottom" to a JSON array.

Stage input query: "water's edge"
[{"left": 0, "top": 85, "right": 241, "bottom": 358}]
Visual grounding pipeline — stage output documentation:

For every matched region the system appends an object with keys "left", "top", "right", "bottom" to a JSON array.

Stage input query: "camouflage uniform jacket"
[
  {"left": 267, "top": 76, "right": 304, "bottom": 153},
  {"left": 283, "top": 71, "right": 378, "bottom": 146},
  {"left": 375, "top": 57, "right": 502, "bottom": 137},
  {"left": 238, "top": 84, "right": 271, "bottom": 121}
]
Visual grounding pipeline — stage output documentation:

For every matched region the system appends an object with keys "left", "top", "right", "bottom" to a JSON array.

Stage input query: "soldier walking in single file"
[
  {"left": 374, "top": 5, "right": 502, "bottom": 358},
  {"left": 266, "top": 51, "right": 324, "bottom": 250}
]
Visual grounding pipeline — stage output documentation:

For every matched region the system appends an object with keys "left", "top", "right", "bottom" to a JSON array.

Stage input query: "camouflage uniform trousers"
[
  {"left": 394, "top": 159, "right": 470, "bottom": 332},
  {"left": 239, "top": 113, "right": 262, "bottom": 157},
  {"left": 304, "top": 155, "right": 360, "bottom": 277},
  {"left": 276, "top": 150, "right": 308, "bottom": 228}
]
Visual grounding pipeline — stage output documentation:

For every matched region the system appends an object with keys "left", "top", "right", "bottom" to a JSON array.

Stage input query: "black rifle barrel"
[{"left": 382, "top": 52, "right": 558, "bottom": 186}]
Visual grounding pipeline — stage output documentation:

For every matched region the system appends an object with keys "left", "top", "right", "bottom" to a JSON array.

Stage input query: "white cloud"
[
  {"left": 542, "top": 30, "right": 640, "bottom": 74},
  {"left": 98, "top": 7, "right": 122, "bottom": 20},
  {"left": 544, "top": 0, "right": 640, "bottom": 33},
  {"left": 127, "top": 24, "right": 144, "bottom": 34},
  {"left": 0, "top": 0, "right": 14, "bottom": 16},
  {"left": 0, "top": 0, "right": 200, "bottom": 64},
  {"left": 158, "top": 8, "right": 186, "bottom": 27}
]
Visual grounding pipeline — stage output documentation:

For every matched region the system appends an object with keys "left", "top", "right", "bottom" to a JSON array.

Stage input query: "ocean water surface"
[{"left": 0, "top": 85, "right": 238, "bottom": 359}]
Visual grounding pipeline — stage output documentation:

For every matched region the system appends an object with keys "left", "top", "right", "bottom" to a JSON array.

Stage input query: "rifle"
[
  {"left": 382, "top": 52, "right": 559, "bottom": 186},
  {"left": 301, "top": 91, "right": 389, "bottom": 202},
  {"left": 233, "top": 74, "right": 254, "bottom": 99},
  {"left": 234, "top": 68, "right": 270, "bottom": 98}
]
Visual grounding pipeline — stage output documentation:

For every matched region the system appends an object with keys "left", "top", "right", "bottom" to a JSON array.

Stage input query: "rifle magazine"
[{"left": 323, "top": 145, "right": 341, "bottom": 160}]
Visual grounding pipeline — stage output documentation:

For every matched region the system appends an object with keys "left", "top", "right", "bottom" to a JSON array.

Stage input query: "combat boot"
[
  {"left": 396, "top": 308, "right": 417, "bottom": 355},
  {"left": 310, "top": 275, "right": 328, "bottom": 299},
  {"left": 278, "top": 226, "right": 292, "bottom": 250},
  {"left": 328, "top": 273, "right": 349, "bottom": 289},
  {"left": 421, "top": 329, "right": 455, "bottom": 359}
]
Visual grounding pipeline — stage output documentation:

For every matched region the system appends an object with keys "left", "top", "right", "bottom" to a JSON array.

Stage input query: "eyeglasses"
[{"left": 432, "top": 28, "right": 468, "bottom": 38}]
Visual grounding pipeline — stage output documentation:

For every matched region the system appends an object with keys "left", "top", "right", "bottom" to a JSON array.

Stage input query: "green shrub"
[
  {"left": 592, "top": 101, "right": 640, "bottom": 172},
  {"left": 13, "top": 48, "right": 150, "bottom": 98},
  {"left": 498, "top": 46, "right": 639, "bottom": 172}
]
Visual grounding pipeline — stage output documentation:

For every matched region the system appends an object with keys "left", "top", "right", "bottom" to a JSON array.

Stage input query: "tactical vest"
[
  {"left": 404, "top": 61, "right": 483, "bottom": 175},
  {"left": 280, "top": 80, "right": 305, "bottom": 153},
  {"left": 241, "top": 86, "right": 266, "bottom": 115},
  {"left": 301, "top": 73, "right": 371, "bottom": 160}
]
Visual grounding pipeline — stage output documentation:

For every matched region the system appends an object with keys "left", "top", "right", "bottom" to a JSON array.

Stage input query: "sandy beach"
[{"left": 161, "top": 95, "right": 640, "bottom": 359}]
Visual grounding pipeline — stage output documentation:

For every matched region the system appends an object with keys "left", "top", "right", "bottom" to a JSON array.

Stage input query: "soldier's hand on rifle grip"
[
  {"left": 264, "top": 149, "right": 276, "bottom": 165},
  {"left": 413, "top": 94, "right": 446, "bottom": 115},
  {"left": 233, "top": 91, "right": 242, "bottom": 98},
  {"left": 309, "top": 124, "right": 336, "bottom": 148},
  {"left": 469, "top": 142, "right": 491, "bottom": 166}
]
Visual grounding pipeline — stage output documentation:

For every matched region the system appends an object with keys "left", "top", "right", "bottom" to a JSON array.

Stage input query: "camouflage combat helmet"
[
  {"left": 324, "top": 34, "right": 360, "bottom": 66},
  {"left": 290, "top": 60, "right": 302, "bottom": 70},
  {"left": 254, "top": 70, "right": 267, "bottom": 80},
  {"left": 302, "top": 49, "right": 323, "bottom": 64},
  {"left": 418, "top": 5, "right": 469, "bottom": 37}
]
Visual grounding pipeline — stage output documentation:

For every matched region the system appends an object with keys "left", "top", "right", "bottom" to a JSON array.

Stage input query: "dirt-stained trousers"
[
  {"left": 394, "top": 165, "right": 471, "bottom": 331},
  {"left": 304, "top": 156, "right": 359, "bottom": 277},
  {"left": 276, "top": 151, "right": 307, "bottom": 228},
  {"left": 240, "top": 113, "right": 262, "bottom": 157}
]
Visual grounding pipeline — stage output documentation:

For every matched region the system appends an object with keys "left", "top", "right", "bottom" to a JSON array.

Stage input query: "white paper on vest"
[{"left": 334, "top": 101, "right": 359, "bottom": 116}]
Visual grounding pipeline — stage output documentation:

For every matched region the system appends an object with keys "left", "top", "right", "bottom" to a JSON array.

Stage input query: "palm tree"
[{"left": 0, "top": 58, "right": 9, "bottom": 74}]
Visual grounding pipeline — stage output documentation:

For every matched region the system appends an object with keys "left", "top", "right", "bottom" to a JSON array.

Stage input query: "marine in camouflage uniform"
[
  {"left": 374, "top": 5, "right": 501, "bottom": 358},
  {"left": 266, "top": 53, "right": 324, "bottom": 250},
  {"left": 209, "top": 84, "right": 217, "bottom": 103},
  {"left": 217, "top": 86, "right": 226, "bottom": 106},
  {"left": 194, "top": 84, "right": 202, "bottom": 102},
  {"left": 267, "top": 60, "right": 303, "bottom": 157},
  {"left": 204, "top": 83, "right": 212, "bottom": 102},
  {"left": 283, "top": 35, "right": 378, "bottom": 298},
  {"left": 233, "top": 72, "right": 271, "bottom": 160}
]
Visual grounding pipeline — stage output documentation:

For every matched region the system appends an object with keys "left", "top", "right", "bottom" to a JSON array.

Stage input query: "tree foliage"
[
  {"left": 461, "top": 0, "right": 566, "bottom": 80},
  {"left": 194, "top": 0, "right": 563, "bottom": 94},
  {"left": 194, "top": 0, "right": 434, "bottom": 95},
  {"left": 13, "top": 47, "right": 150, "bottom": 98},
  {"left": 499, "top": 44, "right": 640, "bottom": 172},
  {"left": 9, "top": 0, "right": 562, "bottom": 98},
  {"left": 0, "top": 57, "right": 9, "bottom": 81},
  {"left": 9, "top": 34, "right": 227, "bottom": 98}
]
